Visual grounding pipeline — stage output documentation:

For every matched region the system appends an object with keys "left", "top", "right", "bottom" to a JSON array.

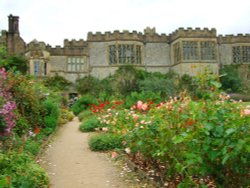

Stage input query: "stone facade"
[{"left": 0, "top": 15, "right": 250, "bottom": 83}]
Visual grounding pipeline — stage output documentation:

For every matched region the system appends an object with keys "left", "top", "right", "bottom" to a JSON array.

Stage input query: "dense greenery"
[
  {"left": 0, "top": 49, "right": 73, "bottom": 187},
  {"left": 0, "top": 46, "right": 28, "bottom": 74},
  {"left": 80, "top": 70, "right": 249, "bottom": 187},
  {"left": 1, "top": 46, "right": 249, "bottom": 188},
  {"left": 88, "top": 133, "right": 123, "bottom": 151},
  {"left": 79, "top": 117, "right": 99, "bottom": 132}
]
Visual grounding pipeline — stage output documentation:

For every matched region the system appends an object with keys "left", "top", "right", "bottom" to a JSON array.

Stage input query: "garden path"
[{"left": 39, "top": 117, "right": 129, "bottom": 188}]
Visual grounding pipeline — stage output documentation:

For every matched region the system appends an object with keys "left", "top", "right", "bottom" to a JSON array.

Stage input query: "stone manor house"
[{"left": 1, "top": 15, "right": 250, "bottom": 83}]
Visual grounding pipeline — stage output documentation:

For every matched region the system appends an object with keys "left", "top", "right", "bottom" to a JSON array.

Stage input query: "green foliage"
[
  {"left": 89, "top": 133, "right": 123, "bottom": 151},
  {"left": 0, "top": 45, "right": 28, "bottom": 74},
  {"left": 93, "top": 70, "right": 250, "bottom": 187},
  {"left": 112, "top": 65, "right": 140, "bottom": 95},
  {"left": 42, "top": 74, "right": 72, "bottom": 91},
  {"left": 220, "top": 65, "right": 242, "bottom": 93},
  {"left": 78, "top": 110, "right": 93, "bottom": 122},
  {"left": 79, "top": 117, "right": 99, "bottom": 132},
  {"left": 124, "top": 91, "right": 161, "bottom": 109},
  {"left": 75, "top": 76, "right": 101, "bottom": 96},
  {"left": 58, "top": 108, "right": 74, "bottom": 125},
  {"left": 0, "top": 152, "right": 49, "bottom": 188},
  {"left": 189, "top": 69, "right": 222, "bottom": 100},
  {"left": 138, "top": 76, "right": 178, "bottom": 98},
  {"left": 72, "top": 94, "right": 98, "bottom": 115},
  {"left": 24, "top": 138, "right": 41, "bottom": 156},
  {"left": 13, "top": 116, "right": 30, "bottom": 136},
  {"left": 42, "top": 99, "right": 60, "bottom": 131}
]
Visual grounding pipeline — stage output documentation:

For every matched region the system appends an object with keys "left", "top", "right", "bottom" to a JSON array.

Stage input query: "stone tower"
[
  {"left": 8, "top": 14, "right": 20, "bottom": 34},
  {"left": 0, "top": 14, "right": 26, "bottom": 54}
]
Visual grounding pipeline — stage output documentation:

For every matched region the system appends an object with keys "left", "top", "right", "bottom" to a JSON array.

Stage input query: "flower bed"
[{"left": 89, "top": 93, "right": 250, "bottom": 187}]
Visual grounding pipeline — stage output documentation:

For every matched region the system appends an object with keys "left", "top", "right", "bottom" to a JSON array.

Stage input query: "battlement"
[
  {"left": 87, "top": 30, "right": 144, "bottom": 42},
  {"left": 218, "top": 34, "right": 250, "bottom": 44},
  {"left": 64, "top": 39, "right": 88, "bottom": 47},
  {"left": 143, "top": 27, "right": 169, "bottom": 42},
  {"left": 170, "top": 27, "right": 217, "bottom": 41}
]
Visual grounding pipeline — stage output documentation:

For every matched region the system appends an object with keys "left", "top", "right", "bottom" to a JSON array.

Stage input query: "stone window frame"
[
  {"left": 107, "top": 41, "right": 143, "bottom": 65},
  {"left": 67, "top": 56, "right": 86, "bottom": 72},
  {"left": 232, "top": 44, "right": 250, "bottom": 64},
  {"left": 32, "top": 59, "right": 47, "bottom": 76},
  {"left": 172, "top": 39, "right": 217, "bottom": 64}
]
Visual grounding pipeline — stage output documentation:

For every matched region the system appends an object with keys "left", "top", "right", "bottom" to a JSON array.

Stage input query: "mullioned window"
[
  {"left": 67, "top": 57, "right": 85, "bottom": 72},
  {"left": 233, "top": 45, "right": 250, "bottom": 63},
  {"left": 109, "top": 44, "right": 142, "bottom": 65}
]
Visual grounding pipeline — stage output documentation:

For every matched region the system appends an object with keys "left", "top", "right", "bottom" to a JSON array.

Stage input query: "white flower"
[{"left": 125, "top": 147, "right": 131, "bottom": 154}]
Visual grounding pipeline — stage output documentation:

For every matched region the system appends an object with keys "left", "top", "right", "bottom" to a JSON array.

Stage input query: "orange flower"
[{"left": 34, "top": 127, "right": 41, "bottom": 134}]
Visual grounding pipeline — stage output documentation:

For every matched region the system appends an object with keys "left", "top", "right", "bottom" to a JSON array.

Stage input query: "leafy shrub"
[
  {"left": 75, "top": 76, "right": 102, "bottom": 96},
  {"left": 42, "top": 99, "right": 60, "bottom": 130},
  {"left": 0, "top": 152, "right": 49, "bottom": 188},
  {"left": 88, "top": 133, "right": 123, "bottom": 151},
  {"left": 112, "top": 65, "right": 140, "bottom": 95},
  {"left": 79, "top": 117, "right": 99, "bottom": 132},
  {"left": 220, "top": 65, "right": 242, "bottom": 93},
  {"left": 121, "top": 95, "right": 250, "bottom": 187},
  {"left": 124, "top": 91, "right": 161, "bottom": 109},
  {"left": 0, "top": 46, "right": 28, "bottom": 74},
  {"left": 72, "top": 94, "right": 98, "bottom": 115},
  {"left": 44, "top": 116, "right": 57, "bottom": 131},
  {"left": 42, "top": 74, "right": 72, "bottom": 91},
  {"left": 78, "top": 110, "right": 93, "bottom": 122},
  {"left": 138, "top": 76, "right": 178, "bottom": 98},
  {"left": 13, "top": 116, "right": 30, "bottom": 136},
  {"left": 58, "top": 108, "right": 74, "bottom": 125},
  {"left": 24, "top": 138, "right": 41, "bottom": 156}
]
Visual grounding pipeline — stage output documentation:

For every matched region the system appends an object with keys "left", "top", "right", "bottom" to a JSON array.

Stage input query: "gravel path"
[{"left": 39, "top": 117, "right": 129, "bottom": 188}]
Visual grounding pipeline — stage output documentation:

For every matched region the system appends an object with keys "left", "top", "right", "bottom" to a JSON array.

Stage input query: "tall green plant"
[{"left": 220, "top": 65, "right": 242, "bottom": 93}]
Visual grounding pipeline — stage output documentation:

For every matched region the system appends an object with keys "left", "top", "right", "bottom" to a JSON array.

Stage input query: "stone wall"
[
  {"left": 171, "top": 63, "right": 219, "bottom": 76},
  {"left": 144, "top": 43, "right": 171, "bottom": 66},
  {"left": 218, "top": 44, "right": 232, "bottom": 65},
  {"left": 49, "top": 56, "right": 67, "bottom": 73}
]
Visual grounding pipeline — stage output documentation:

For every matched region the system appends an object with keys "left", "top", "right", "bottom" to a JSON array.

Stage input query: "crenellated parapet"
[
  {"left": 144, "top": 33, "right": 169, "bottom": 43},
  {"left": 218, "top": 34, "right": 250, "bottom": 44},
  {"left": 47, "top": 43, "right": 88, "bottom": 56},
  {"left": 87, "top": 30, "right": 144, "bottom": 42},
  {"left": 143, "top": 27, "right": 169, "bottom": 43},
  {"left": 64, "top": 39, "right": 88, "bottom": 47},
  {"left": 170, "top": 27, "right": 217, "bottom": 41}
]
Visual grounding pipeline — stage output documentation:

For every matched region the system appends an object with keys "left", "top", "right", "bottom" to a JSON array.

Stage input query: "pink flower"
[
  {"left": 141, "top": 103, "right": 148, "bottom": 111},
  {"left": 140, "top": 120, "right": 146, "bottom": 124},
  {"left": 241, "top": 109, "right": 250, "bottom": 116},
  {"left": 136, "top": 101, "right": 143, "bottom": 111},
  {"left": 102, "top": 127, "right": 109, "bottom": 132},
  {"left": 111, "top": 151, "right": 118, "bottom": 158}
]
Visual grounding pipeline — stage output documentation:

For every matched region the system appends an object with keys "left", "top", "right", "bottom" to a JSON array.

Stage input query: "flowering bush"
[
  {"left": 92, "top": 92, "right": 250, "bottom": 187},
  {"left": 0, "top": 68, "right": 17, "bottom": 135}
]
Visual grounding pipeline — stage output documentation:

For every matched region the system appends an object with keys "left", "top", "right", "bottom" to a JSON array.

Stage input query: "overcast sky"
[{"left": 1, "top": 0, "right": 250, "bottom": 46}]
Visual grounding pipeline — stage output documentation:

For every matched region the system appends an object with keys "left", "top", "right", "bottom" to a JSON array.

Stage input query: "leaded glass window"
[
  {"left": 34, "top": 60, "right": 41, "bottom": 75},
  {"left": 67, "top": 57, "right": 85, "bottom": 71},
  {"left": 109, "top": 45, "right": 117, "bottom": 64},
  {"left": 233, "top": 46, "right": 250, "bottom": 63},
  {"left": 183, "top": 41, "right": 198, "bottom": 60},
  {"left": 201, "top": 41, "right": 216, "bottom": 60},
  {"left": 136, "top": 45, "right": 141, "bottom": 64},
  {"left": 109, "top": 44, "right": 142, "bottom": 65},
  {"left": 242, "top": 46, "right": 250, "bottom": 63},
  {"left": 173, "top": 42, "right": 181, "bottom": 64}
]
